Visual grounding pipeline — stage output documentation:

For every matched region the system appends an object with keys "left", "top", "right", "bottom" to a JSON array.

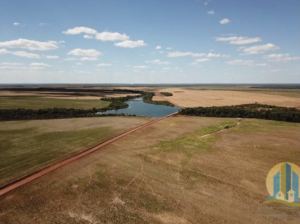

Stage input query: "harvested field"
[
  {"left": 152, "top": 88, "right": 300, "bottom": 108},
  {"left": 0, "top": 116, "right": 299, "bottom": 223},
  {"left": 0, "top": 117, "right": 150, "bottom": 187}
]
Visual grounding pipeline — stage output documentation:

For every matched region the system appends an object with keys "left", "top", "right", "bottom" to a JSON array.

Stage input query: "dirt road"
[{"left": 0, "top": 112, "right": 178, "bottom": 197}]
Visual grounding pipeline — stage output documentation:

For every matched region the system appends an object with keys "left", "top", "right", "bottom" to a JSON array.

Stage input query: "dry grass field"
[
  {"left": 153, "top": 88, "right": 300, "bottom": 108},
  {"left": 0, "top": 117, "right": 150, "bottom": 188},
  {"left": 0, "top": 116, "right": 299, "bottom": 223}
]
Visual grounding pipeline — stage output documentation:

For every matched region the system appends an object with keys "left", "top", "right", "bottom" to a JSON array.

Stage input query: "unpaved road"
[{"left": 0, "top": 112, "right": 178, "bottom": 197}]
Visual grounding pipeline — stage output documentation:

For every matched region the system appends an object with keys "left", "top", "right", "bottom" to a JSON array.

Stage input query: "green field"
[
  {"left": 0, "top": 117, "right": 149, "bottom": 187},
  {"left": 0, "top": 96, "right": 111, "bottom": 109}
]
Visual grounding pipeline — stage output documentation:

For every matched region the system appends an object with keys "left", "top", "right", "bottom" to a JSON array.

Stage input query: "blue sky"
[{"left": 0, "top": 0, "right": 299, "bottom": 83}]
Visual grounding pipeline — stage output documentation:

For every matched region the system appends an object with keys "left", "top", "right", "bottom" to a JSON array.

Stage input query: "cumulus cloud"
[
  {"left": 206, "top": 53, "right": 221, "bottom": 58},
  {"left": 30, "top": 63, "right": 50, "bottom": 67},
  {"left": 95, "top": 32, "right": 129, "bottom": 42},
  {"left": 216, "top": 36, "right": 262, "bottom": 45},
  {"left": 80, "top": 57, "right": 98, "bottom": 61},
  {"left": 220, "top": 18, "right": 230, "bottom": 24},
  {"left": 13, "top": 22, "right": 21, "bottom": 26},
  {"left": 239, "top": 43, "right": 279, "bottom": 55},
  {"left": 0, "top": 49, "right": 40, "bottom": 58},
  {"left": 63, "top": 26, "right": 97, "bottom": 35},
  {"left": 13, "top": 51, "right": 41, "bottom": 58},
  {"left": 166, "top": 47, "right": 172, "bottom": 50},
  {"left": 207, "top": 10, "right": 215, "bottom": 15},
  {"left": 163, "top": 67, "right": 171, "bottom": 70},
  {"left": 114, "top": 40, "right": 147, "bottom": 48},
  {"left": 145, "top": 59, "right": 170, "bottom": 65},
  {"left": 0, "top": 39, "right": 59, "bottom": 51},
  {"left": 97, "top": 63, "right": 112, "bottom": 66},
  {"left": 67, "top": 49, "right": 102, "bottom": 57},
  {"left": 263, "top": 54, "right": 300, "bottom": 62},
  {"left": 167, "top": 51, "right": 205, "bottom": 57},
  {"left": 46, "top": 55, "right": 59, "bottom": 59},
  {"left": 155, "top": 46, "right": 162, "bottom": 50},
  {"left": 195, "top": 58, "right": 210, "bottom": 63},
  {"left": 227, "top": 59, "right": 267, "bottom": 67},
  {"left": 84, "top": 35, "right": 94, "bottom": 39}
]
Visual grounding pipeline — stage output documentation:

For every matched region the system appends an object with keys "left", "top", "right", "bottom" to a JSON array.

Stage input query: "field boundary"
[{"left": 0, "top": 112, "right": 178, "bottom": 197}]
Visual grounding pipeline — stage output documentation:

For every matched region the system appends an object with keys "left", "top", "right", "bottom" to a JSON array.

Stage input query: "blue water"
[{"left": 97, "top": 98, "right": 180, "bottom": 118}]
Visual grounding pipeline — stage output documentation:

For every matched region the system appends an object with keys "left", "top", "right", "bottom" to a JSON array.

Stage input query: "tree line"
[
  {"left": 141, "top": 92, "right": 175, "bottom": 107},
  {"left": 160, "top": 92, "right": 173, "bottom": 96},
  {"left": 179, "top": 103, "right": 300, "bottom": 123}
]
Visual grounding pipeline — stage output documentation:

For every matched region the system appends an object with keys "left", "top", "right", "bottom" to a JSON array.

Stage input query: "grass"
[
  {"left": 0, "top": 117, "right": 149, "bottom": 187},
  {"left": 0, "top": 96, "right": 110, "bottom": 109},
  {"left": 1, "top": 117, "right": 300, "bottom": 223}
]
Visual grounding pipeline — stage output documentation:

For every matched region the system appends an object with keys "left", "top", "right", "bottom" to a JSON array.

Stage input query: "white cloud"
[
  {"left": 263, "top": 54, "right": 300, "bottom": 62},
  {"left": 207, "top": 10, "right": 215, "bottom": 15},
  {"left": 227, "top": 59, "right": 267, "bottom": 67},
  {"left": 0, "top": 39, "right": 59, "bottom": 51},
  {"left": 84, "top": 35, "right": 94, "bottom": 39},
  {"left": 167, "top": 51, "right": 205, "bottom": 57},
  {"left": 30, "top": 63, "right": 50, "bottom": 67},
  {"left": 76, "top": 63, "right": 82, "bottom": 65},
  {"left": 220, "top": 18, "right": 230, "bottom": 24},
  {"left": 0, "top": 48, "right": 40, "bottom": 58},
  {"left": 115, "top": 40, "right": 147, "bottom": 48},
  {"left": 46, "top": 55, "right": 59, "bottom": 59},
  {"left": 166, "top": 47, "right": 172, "bottom": 50},
  {"left": 13, "top": 22, "right": 21, "bottom": 26},
  {"left": 80, "top": 57, "right": 98, "bottom": 61},
  {"left": 239, "top": 43, "right": 279, "bottom": 55},
  {"left": 163, "top": 67, "right": 171, "bottom": 70},
  {"left": 155, "top": 46, "right": 162, "bottom": 50},
  {"left": 63, "top": 26, "right": 97, "bottom": 35},
  {"left": 13, "top": 51, "right": 40, "bottom": 58},
  {"left": 195, "top": 58, "right": 210, "bottom": 63},
  {"left": 1, "top": 62, "right": 24, "bottom": 66},
  {"left": 207, "top": 53, "right": 221, "bottom": 58},
  {"left": 227, "top": 59, "right": 254, "bottom": 66},
  {"left": 95, "top": 32, "right": 129, "bottom": 41},
  {"left": 0, "top": 49, "right": 10, "bottom": 54},
  {"left": 145, "top": 59, "right": 170, "bottom": 65},
  {"left": 67, "top": 48, "right": 102, "bottom": 57},
  {"left": 134, "top": 66, "right": 149, "bottom": 69},
  {"left": 215, "top": 36, "right": 262, "bottom": 45},
  {"left": 97, "top": 63, "right": 112, "bottom": 66}
]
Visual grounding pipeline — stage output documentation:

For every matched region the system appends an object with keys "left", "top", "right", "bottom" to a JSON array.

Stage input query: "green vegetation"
[
  {"left": 0, "top": 125, "right": 120, "bottom": 187},
  {"left": 100, "top": 95, "right": 140, "bottom": 111},
  {"left": 160, "top": 92, "right": 173, "bottom": 96},
  {"left": 0, "top": 96, "right": 110, "bottom": 109},
  {"left": 141, "top": 92, "right": 175, "bottom": 107},
  {"left": 180, "top": 103, "right": 300, "bottom": 123}
]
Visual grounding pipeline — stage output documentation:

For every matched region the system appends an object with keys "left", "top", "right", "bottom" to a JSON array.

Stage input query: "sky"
[{"left": 0, "top": 0, "right": 299, "bottom": 84}]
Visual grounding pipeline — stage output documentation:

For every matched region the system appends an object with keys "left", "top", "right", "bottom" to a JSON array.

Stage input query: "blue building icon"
[{"left": 267, "top": 163, "right": 300, "bottom": 202}]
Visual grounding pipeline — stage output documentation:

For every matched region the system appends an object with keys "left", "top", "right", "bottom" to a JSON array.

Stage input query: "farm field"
[
  {"left": 0, "top": 96, "right": 110, "bottom": 109},
  {"left": 152, "top": 88, "right": 300, "bottom": 108},
  {"left": 0, "top": 116, "right": 299, "bottom": 223},
  {"left": 0, "top": 117, "right": 150, "bottom": 187}
]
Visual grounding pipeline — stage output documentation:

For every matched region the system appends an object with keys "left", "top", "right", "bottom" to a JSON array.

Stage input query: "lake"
[{"left": 97, "top": 98, "right": 181, "bottom": 118}]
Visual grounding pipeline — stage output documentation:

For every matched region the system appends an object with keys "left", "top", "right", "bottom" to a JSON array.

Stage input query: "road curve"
[{"left": 0, "top": 112, "right": 178, "bottom": 197}]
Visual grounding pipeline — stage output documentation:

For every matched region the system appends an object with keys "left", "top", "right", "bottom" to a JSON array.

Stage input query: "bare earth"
[{"left": 153, "top": 88, "right": 300, "bottom": 108}]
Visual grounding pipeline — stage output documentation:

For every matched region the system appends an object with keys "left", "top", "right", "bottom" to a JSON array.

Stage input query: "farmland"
[{"left": 0, "top": 116, "right": 299, "bottom": 223}]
